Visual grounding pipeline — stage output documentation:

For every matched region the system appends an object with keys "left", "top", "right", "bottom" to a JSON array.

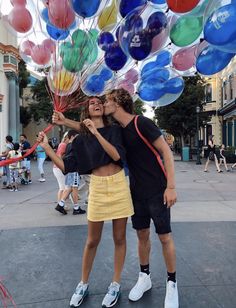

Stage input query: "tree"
[
  {"left": 134, "top": 98, "right": 146, "bottom": 115},
  {"left": 20, "top": 106, "right": 31, "bottom": 127},
  {"left": 18, "top": 60, "right": 30, "bottom": 97},
  {"left": 154, "top": 75, "right": 210, "bottom": 148}
]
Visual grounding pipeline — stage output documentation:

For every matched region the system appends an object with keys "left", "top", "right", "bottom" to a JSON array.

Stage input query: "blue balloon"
[
  {"left": 128, "top": 31, "right": 152, "bottom": 61},
  {"left": 138, "top": 80, "right": 165, "bottom": 101},
  {"left": 105, "top": 44, "right": 128, "bottom": 71},
  {"left": 85, "top": 75, "right": 105, "bottom": 95},
  {"left": 204, "top": 3, "right": 236, "bottom": 52},
  {"left": 124, "top": 15, "right": 143, "bottom": 32},
  {"left": 41, "top": 8, "right": 49, "bottom": 23},
  {"left": 196, "top": 45, "right": 235, "bottom": 75},
  {"left": 46, "top": 24, "right": 69, "bottom": 40},
  {"left": 150, "top": 0, "right": 166, "bottom": 4},
  {"left": 155, "top": 50, "right": 172, "bottom": 67},
  {"left": 100, "top": 68, "right": 113, "bottom": 81},
  {"left": 142, "top": 67, "right": 170, "bottom": 82},
  {"left": 98, "top": 32, "right": 114, "bottom": 51},
  {"left": 147, "top": 11, "right": 167, "bottom": 38},
  {"left": 119, "top": 0, "right": 147, "bottom": 18},
  {"left": 71, "top": 0, "right": 100, "bottom": 18},
  {"left": 164, "top": 77, "right": 184, "bottom": 94}
]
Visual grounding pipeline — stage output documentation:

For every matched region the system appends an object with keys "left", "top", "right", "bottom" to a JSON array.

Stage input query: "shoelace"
[
  {"left": 75, "top": 284, "right": 85, "bottom": 294},
  {"left": 107, "top": 284, "right": 119, "bottom": 295}
]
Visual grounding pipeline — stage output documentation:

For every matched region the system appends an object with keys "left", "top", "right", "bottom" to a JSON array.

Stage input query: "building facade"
[{"left": 0, "top": 19, "right": 21, "bottom": 152}]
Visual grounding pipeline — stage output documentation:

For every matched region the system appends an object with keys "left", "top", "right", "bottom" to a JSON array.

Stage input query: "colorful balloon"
[
  {"left": 172, "top": 45, "right": 197, "bottom": 71},
  {"left": 167, "top": 0, "right": 200, "bottom": 13},
  {"left": 48, "top": 0, "right": 75, "bottom": 29},
  {"left": 8, "top": 6, "right": 33, "bottom": 33},
  {"left": 98, "top": 0, "right": 117, "bottom": 30},
  {"left": 31, "top": 44, "right": 51, "bottom": 65}
]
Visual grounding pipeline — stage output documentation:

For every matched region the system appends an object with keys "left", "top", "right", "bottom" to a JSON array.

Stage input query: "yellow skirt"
[{"left": 88, "top": 169, "right": 134, "bottom": 222}]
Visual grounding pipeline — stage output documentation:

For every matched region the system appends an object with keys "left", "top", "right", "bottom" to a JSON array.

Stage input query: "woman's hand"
[
  {"left": 37, "top": 132, "right": 49, "bottom": 149},
  {"left": 52, "top": 111, "right": 66, "bottom": 125},
  {"left": 83, "top": 119, "right": 98, "bottom": 135}
]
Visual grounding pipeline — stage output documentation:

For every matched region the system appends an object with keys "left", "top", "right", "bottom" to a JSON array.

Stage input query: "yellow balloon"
[
  {"left": 98, "top": 0, "right": 117, "bottom": 30},
  {"left": 53, "top": 71, "right": 76, "bottom": 92}
]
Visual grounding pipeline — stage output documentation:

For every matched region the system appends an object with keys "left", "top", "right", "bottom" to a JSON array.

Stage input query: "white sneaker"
[
  {"left": 70, "top": 281, "right": 89, "bottom": 307},
  {"left": 164, "top": 280, "right": 179, "bottom": 308},
  {"left": 128, "top": 272, "right": 152, "bottom": 301},
  {"left": 39, "top": 178, "right": 45, "bottom": 182},
  {"left": 102, "top": 281, "right": 120, "bottom": 307}
]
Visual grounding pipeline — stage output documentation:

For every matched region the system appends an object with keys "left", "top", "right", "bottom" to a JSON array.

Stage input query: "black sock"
[
  {"left": 167, "top": 271, "right": 176, "bottom": 283},
  {"left": 140, "top": 264, "right": 150, "bottom": 275}
]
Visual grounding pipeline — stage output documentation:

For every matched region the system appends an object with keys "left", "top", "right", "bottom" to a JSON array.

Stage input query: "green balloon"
[
  {"left": 60, "top": 42, "right": 72, "bottom": 57},
  {"left": 62, "top": 48, "right": 80, "bottom": 72},
  {"left": 87, "top": 47, "right": 98, "bottom": 64},
  {"left": 72, "top": 29, "right": 88, "bottom": 47},
  {"left": 89, "top": 29, "right": 99, "bottom": 41},
  {"left": 170, "top": 16, "right": 203, "bottom": 47}
]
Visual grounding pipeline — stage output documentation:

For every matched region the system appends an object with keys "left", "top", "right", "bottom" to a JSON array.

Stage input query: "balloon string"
[{"left": 0, "top": 280, "right": 17, "bottom": 308}]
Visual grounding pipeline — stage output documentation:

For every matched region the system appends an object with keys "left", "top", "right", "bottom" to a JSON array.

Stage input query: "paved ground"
[{"left": 0, "top": 158, "right": 236, "bottom": 307}]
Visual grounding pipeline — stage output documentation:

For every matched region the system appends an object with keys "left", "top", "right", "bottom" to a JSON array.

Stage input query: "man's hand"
[
  {"left": 83, "top": 119, "right": 98, "bottom": 135},
  {"left": 52, "top": 111, "right": 66, "bottom": 125},
  {"left": 164, "top": 188, "right": 177, "bottom": 208}
]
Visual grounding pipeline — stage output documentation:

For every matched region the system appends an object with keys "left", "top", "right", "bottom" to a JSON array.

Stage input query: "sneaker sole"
[
  {"left": 128, "top": 285, "right": 152, "bottom": 302},
  {"left": 102, "top": 291, "right": 120, "bottom": 307}
]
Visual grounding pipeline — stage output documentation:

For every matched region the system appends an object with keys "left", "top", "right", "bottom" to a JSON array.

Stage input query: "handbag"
[{"left": 134, "top": 115, "right": 167, "bottom": 178}]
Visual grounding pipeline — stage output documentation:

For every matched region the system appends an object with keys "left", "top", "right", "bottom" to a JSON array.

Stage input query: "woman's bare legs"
[
  {"left": 112, "top": 218, "right": 128, "bottom": 283},
  {"left": 81, "top": 220, "right": 104, "bottom": 283}
]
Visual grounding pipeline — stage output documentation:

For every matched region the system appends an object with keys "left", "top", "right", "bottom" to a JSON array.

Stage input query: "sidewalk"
[{"left": 0, "top": 160, "right": 235, "bottom": 307}]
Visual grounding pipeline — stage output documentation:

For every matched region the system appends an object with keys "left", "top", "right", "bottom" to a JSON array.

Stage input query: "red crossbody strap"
[{"left": 134, "top": 115, "right": 167, "bottom": 178}]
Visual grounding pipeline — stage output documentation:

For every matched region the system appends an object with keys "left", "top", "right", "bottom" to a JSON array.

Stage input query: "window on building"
[
  {"left": 205, "top": 84, "right": 212, "bottom": 102},
  {"left": 223, "top": 81, "right": 227, "bottom": 100},
  {"left": 3, "top": 55, "right": 9, "bottom": 63},
  {"left": 229, "top": 74, "right": 234, "bottom": 100},
  {"left": 10, "top": 56, "right": 17, "bottom": 65}
]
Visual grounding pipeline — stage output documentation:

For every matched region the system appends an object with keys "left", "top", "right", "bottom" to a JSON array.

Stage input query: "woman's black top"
[
  {"left": 63, "top": 125, "right": 126, "bottom": 174},
  {"left": 207, "top": 143, "right": 215, "bottom": 154}
]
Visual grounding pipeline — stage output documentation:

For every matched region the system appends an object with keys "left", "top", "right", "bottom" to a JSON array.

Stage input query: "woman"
[
  {"left": 37, "top": 96, "right": 134, "bottom": 308},
  {"left": 53, "top": 132, "right": 69, "bottom": 203},
  {"left": 35, "top": 142, "right": 47, "bottom": 182},
  {"left": 204, "top": 135, "right": 222, "bottom": 173}
]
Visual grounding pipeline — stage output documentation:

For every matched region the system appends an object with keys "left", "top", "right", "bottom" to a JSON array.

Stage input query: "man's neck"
[{"left": 113, "top": 111, "right": 135, "bottom": 128}]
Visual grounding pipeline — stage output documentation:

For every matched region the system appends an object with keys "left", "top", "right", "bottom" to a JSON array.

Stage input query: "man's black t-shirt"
[
  {"left": 122, "top": 116, "right": 167, "bottom": 199},
  {"left": 21, "top": 140, "right": 31, "bottom": 161}
]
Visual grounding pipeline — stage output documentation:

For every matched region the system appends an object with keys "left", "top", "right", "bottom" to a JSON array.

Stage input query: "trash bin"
[{"left": 182, "top": 146, "right": 190, "bottom": 161}]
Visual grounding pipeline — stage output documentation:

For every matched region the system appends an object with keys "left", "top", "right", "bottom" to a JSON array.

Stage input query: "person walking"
[
  {"left": 38, "top": 96, "right": 134, "bottom": 308},
  {"left": 55, "top": 130, "right": 86, "bottom": 215},
  {"left": 35, "top": 142, "right": 47, "bottom": 182},
  {"left": 52, "top": 90, "right": 178, "bottom": 308},
  {"left": 19, "top": 134, "right": 32, "bottom": 184},
  {"left": 204, "top": 135, "right": 222, "bottom": 173},
  {"left": 0, "top": 135, "right": 14, "bottom": 188},
  {"left": 219, "top": 144, "right": 229, "bottom": 172}
]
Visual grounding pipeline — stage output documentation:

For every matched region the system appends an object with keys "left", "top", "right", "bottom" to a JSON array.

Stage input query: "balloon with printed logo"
[
  {"left": 119, "top": 4, "right": 169, "bottom": 61},
  {"left": 167, "top": 0, "right": 200, "bottom": 13},
  {"left": 196, "top": 43, "right": 235, "bottom": 75},
  {"left": 204, "top": 0, "right": 236, "bottom": 53}
]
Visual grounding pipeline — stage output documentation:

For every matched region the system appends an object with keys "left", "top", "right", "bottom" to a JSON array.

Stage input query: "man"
[
  {"left": 19, "top": 134, "right": 32, "bottom": 184},
  {"left": 0, "top": 135, "right": 14, "bottom": 188},
  {"left": 52, "top": 90, "right": 178, "bottom": 308}
]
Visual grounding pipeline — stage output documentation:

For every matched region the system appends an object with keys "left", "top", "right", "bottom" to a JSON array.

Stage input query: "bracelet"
[{"left": 167, "top": 187, "right": 176, "bottom": 190}]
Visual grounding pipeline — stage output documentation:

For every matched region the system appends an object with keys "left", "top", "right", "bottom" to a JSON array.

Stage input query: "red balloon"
[
  {"left": 172, "top": 45, "right": 197, "bottom": 71},
  {"left": 8, "top": 7, "right": 32, "bottom": 33},
  {"left": 21, "top": 40, "right": 35, "bottom": 56},
  {"left": 10, "top": 0, "right": 26, "bottom": 6},
  {"left": 48, "top": 0, "right": 75, "bottom": 29},
  {"left": 42, "top": 39, "right": 56, "bottom": 53},
  {"left": 167, "top": 0, "right": 200, "bottom": 13},
  {"left": 31, "top": 45, "right": 51, "bottom": 65}
]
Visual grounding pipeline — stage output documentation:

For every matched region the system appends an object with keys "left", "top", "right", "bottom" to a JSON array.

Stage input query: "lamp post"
[{"left": 196, "top": 106, "right": 202, "bottom": 165}]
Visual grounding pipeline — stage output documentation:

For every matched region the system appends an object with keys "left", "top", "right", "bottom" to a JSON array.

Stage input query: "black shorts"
[{"left": 131, "top": 192, "right": 171, "bottom": 234}]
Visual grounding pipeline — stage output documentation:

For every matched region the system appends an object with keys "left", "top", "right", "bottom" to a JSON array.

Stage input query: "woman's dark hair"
[
  {"left": 20, "top": 134, "right": 27, "bottom": 139},
  {"left": 13, "top": 142, "right": 20, "bottom": 154},
  {"left": 79, "top": 96, "right": 110, "bottom": 136},
  {"left": 6, "top": 135, "right": 13, "bottom": 143},
  {"left": 106, "top": 88, "right": 134, "bottom": 114},
  {"left": 67, "top": 130, "right": 78, "bottom": 139}
]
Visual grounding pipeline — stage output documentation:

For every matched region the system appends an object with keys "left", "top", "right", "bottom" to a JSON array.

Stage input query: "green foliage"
[
  {"left": 154, "top": 75, "right": 211, "bottom": 146},
  {"left": 134, "top": 98, "right": 146, "bottom": 115},
  {"left": 20, "top": 106, "right": 31, "bottom": 127},
  {"left": 18, "top": 60, "right": 30, "bottom": 97}
]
